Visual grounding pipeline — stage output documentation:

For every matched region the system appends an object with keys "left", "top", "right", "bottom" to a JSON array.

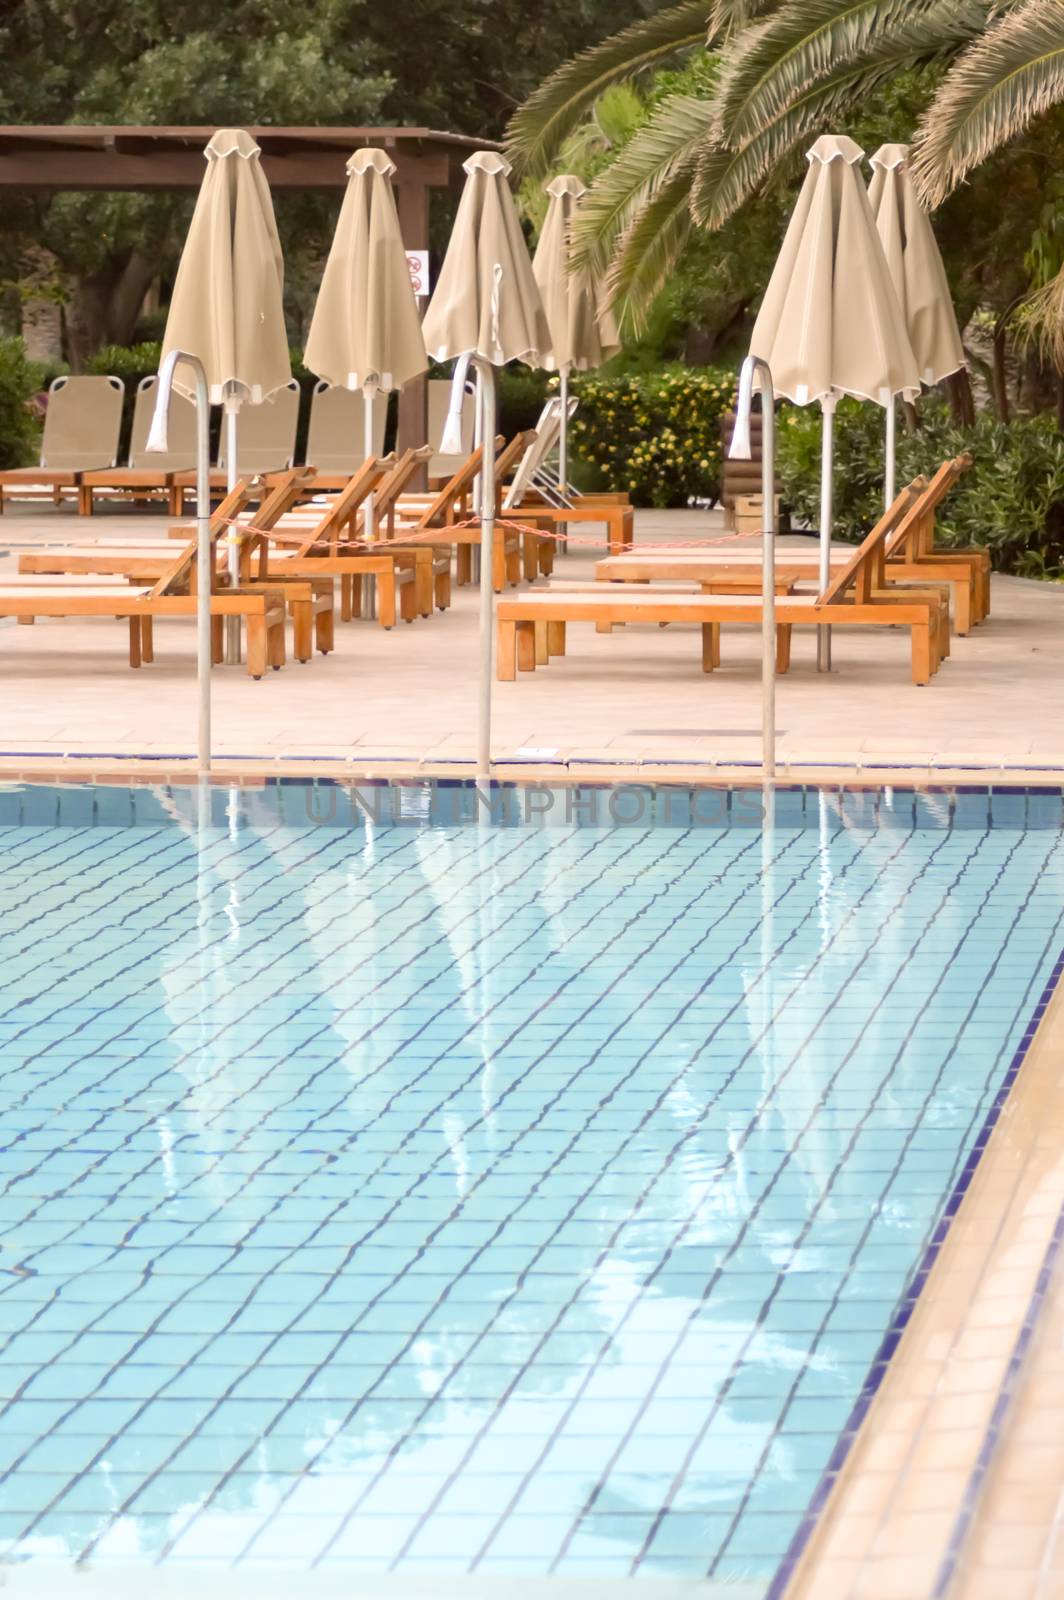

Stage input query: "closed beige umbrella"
[
  {"left": 533, "top": 174, "right": 620, "bottom": 496},
  {"left": 305, "top": 147, "right": 427, "bottom": 556},
  {"left": 162, "top": 128, "right": 290, "bottom": 409},
  {"left": 160, "top": 128, "right": 290, "bottom": 660},
  {"left": 422, "top": 150, "right": 551, "bottom": 776},
  {"left": 749, "top": 134, "right": 919, "bottom": 669},
  {"left": 869, "top": 143, "right": 965, "bottom": 506}
]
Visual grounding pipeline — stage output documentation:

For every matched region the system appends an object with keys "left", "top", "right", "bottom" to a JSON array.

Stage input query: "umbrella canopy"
[
  {"left": 422, "top": 150, "right": 551, "bottom": 368},
  {"left": 533, "top": 174, "right": 619, "bottom": 373},
  {"left": 868, "top": 143, "right": 965, "bottom": 388},
  {"left": 304, "top": 147, "right": 427, "bottom": 395},
  {"left": 750, "top": 134, "right": 919, "bottom": 408},
  {"left": 161, "top": 129, "right": 290, "bottom": 404}
]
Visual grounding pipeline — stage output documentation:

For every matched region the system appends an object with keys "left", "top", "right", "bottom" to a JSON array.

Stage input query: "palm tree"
[{"left": 506, "top": 0, "right": 1064, "bottom": 336}]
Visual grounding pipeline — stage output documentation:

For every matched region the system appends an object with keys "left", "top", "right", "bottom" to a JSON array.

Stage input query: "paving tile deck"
[{"left": 1, "top": 501, "right": 1062, "bottom": 778}]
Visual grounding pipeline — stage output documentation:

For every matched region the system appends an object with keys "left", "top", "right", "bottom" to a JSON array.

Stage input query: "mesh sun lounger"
[
  {"left": 169, "top": 380, "right": 303, "bottom": 515},
  {"left": 79, "top": 376, "right": 198, "bottom": 516},
  {"left": 427, "top": 376, "right": 475, "bottom": 485},
  {"left": 289, "top": 382, "right": 388, "bottom": 490},
  {"left": 0, "top": 375, "right": 124, "bottom": 513}
]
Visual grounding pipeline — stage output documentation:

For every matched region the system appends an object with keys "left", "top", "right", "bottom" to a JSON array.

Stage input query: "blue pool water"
[{"left": 0, "top": 781, "right": 1062, "bottom": 1592}]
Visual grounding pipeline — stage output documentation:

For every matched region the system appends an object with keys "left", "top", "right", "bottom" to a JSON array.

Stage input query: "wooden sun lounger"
[
  {"left": 883, "top": 455, "right": 987, "bottom": 626},
  {"left": 498, "top": 482, "right": 948, "bottom": 686},
  {"left": 11, "top": 476, "right": 320, "bottom": 672},
  {"left": 244, "top": 451, "right": 451, "bottom": 626},
  {"left": 386, "top": 432, "right": 541, "bottom": 591},
  {"left": 2, "top": 510, "right": 289, "bottom": 677}
]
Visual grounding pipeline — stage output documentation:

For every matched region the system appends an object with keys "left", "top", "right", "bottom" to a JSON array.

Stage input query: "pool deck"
[{"left": 1, "top": 501, "right": 1062, "bottom": 784}]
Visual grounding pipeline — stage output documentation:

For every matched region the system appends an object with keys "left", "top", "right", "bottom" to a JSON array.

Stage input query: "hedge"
[
  {"left": 775, "top": 397, "right": 1064, "bottom": 578},
  {"left": 569, "top": 366, "right": 739, "bottom": 508}
]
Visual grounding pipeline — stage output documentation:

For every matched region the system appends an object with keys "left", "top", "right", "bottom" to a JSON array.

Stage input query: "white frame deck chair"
[
  {"left": 302, "top": 381, "right": 387, "bottom": 485},
  {"left": 502, "top": 399, "right": 564, "bottom": 512},
  {"left": 0, "top": 375, "right": 124, "bottom": 513},
  {"left": 428, "top": 375, "right": 475, "bottom": 486},
  {"left": 80, "top": 375, "right": 198, "bottom": 516}
]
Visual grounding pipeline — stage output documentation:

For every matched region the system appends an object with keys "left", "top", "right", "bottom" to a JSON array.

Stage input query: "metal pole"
[
  {"left": 362, "top": 388, "right": 377, "bottom": 620},
  {"left": 224, "top": 393, "right": 241, "bottom": 664},
  {"left": 884, "top": 398, "right": 896, "bottom": 512},
  {"left": 817, "top": 393, "right": 836, "bottom": 672},
  {"left": 558, "top": 365, "right": 570, "bottom": 554},
  {"left": 730, "top": 355, "right": 776, "bottom": 784},
  {"left": 146, "top": 349, "right": 212, "bottom": 775},
  {"left": 470, "top": 355, "right": 497, "bottom": 780}
]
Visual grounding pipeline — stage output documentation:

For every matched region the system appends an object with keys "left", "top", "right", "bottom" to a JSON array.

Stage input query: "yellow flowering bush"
[{"left": 568, "top": 366, "right": 738, "bottom": 508}]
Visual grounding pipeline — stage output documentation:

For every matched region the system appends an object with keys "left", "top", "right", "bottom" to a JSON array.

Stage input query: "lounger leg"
[
  {"left": 292, "top": 600, "right": 312, "bottom": 663},
  {"left": 457, "top": 544, "right": 472, "bottom": 586},
  {"left": 435, "top": 564, "right": 451, "bottom": 611},
  {"left": 400, "top": 575, "right": 418, "bottom": 623},
  {"left": 911, "top": 621, "right": 932, "bottom": 686},
  {"left": 775, "top": 625, "right": 791, "bottom": 675},
  {"left": 128, "top": 617, "right": 141, "bottom": 668},
  {"left": 377, "top": 574, "right": 397, "bottom": 629},
  {"left": 534, "top": 619, "right": 549, "bottom": 665},
  {"left": 595, "top": 619, "right": 613, "bottom": 634},
  {"left": 268, "top": 615, "right": 285, "bottom": 672},
  {"left": 340, "top": 573, "right": 353, "bottom": 622},
  {"left": 16, "top": 616, "right": 34, "bottom": 626},
  {"left": 506, "top": 543, "right": 521, "bottom": 586},
  {"left": 516, "top": 620, "right": 536, "bottom": 673},
  {"left": 953, "top": 577, "right": 972, "bottom": 637},
  {"left": 317, "top": 599, "right": 334, "bottom": 655},
  {"left": 546, "top": 620, "right": 565, "bottom": 658},
  {"left": 522, "top": 534, "right": 538, "bottom": 583},
  {"left": 498, "top": 619, "right": 516, "bottom": 681},
  {"left": 701, "top": 624, "right": 716, "bottom": 674},
  {"left": 539, "top": 536, "right": 555, "bottom": 575},
  {"left": 211, "top": 615, "right": 224, "bottom": 665},
  {"left": 78, "top": 484, "right": 93, "bottom": 517},
  {"left": 491, "top": 536, "right": 506, "bottom": 594},
  {"left": 246, "top": 616, "right": 268, "bottom": 679},
  {"left": 141, "top": 616, "right": 154, "bottom": 663},
  {"left": 414, "top": 554, "right": 432, "bottom": 617}
]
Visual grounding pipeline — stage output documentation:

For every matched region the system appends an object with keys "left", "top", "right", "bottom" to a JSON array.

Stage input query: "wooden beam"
[{"left": 0, "top": 147, "right": 450, "bottom": 191}]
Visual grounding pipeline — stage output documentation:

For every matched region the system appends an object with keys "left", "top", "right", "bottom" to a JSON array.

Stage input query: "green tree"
[{"left": 506, "top": 0, "right": 1064, "bottom": 341}]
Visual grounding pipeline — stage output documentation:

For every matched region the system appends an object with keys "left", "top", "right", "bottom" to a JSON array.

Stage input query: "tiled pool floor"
[{"left": 0, "top": 784, "right": 1062, "bottom": 1593}]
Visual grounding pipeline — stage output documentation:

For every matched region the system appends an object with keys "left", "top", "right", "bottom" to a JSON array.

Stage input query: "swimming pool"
[{"left": 0, "top": 781, "right": 1061, "bottom": 1594}]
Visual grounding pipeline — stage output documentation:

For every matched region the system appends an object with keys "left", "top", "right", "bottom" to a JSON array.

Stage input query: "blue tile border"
[{"left": 764, "top": 946, "right": 1064, "bottom": 1600}]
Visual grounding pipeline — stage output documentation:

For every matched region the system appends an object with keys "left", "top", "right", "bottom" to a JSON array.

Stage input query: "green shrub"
[
  {"left": 0, "top": 336, "right": 46, "bottom": 469},
  {"left": 775, "top": 397, "right": 1064, "bottom": 577},
  {"left": 569, "top": 365, "right": 739, "bottom": 507}
]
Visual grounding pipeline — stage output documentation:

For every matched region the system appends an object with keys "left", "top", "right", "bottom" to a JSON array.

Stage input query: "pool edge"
[{"left": 773, "top": 951, "right": 1064, "bottom": 1600}]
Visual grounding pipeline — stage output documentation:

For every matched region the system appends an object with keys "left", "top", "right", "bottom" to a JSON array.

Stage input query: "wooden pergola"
[{"left": 0, "top": 125, "right": 494, "bottom": 459}]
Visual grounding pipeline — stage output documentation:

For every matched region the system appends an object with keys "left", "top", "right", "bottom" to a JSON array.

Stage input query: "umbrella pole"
[
  {"left": 362, "top": 389, "right": 377, "bottom": 621},
  {"left": 817, "top": 394, "right": 836, "bottom": 673},
  {"left": 146, "top": 349, "right": 212, "bottom": 776},
  {"left": 884, "top": 398, "right": 896, "bottom": 512},
  {"left": 472, "top": 356, "right": 496, "bottom": 781},
  {"left": 559, "top": 366, "right": 570, "bottom": 554},
  {"left": 224, "top": 394, "right": 241, "bottom": 665}
]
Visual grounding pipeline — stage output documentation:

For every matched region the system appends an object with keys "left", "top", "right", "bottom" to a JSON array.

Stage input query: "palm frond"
[
  {"left": 569, "top": 94, "right": 717, "bottom": 276},
  {"left": 706, "top": 0, "right": 787, "bottom": 39},
  {"left": 1014, "top": 265, "right": 1064, "bottom": 366},
  {"left": 692, "top": 55, "right": 919, "bottom": 228},
  {"left": 607, "top": 171, "right": 696, "bottom": 331},
  {"left": 913, "top": 0, "right": 1064, "bottom": 204},
  {"left": 505, "top": 0, "right": 712, "bottom": 178},
  {"left": 714, "top": 0, "right": 984, "bottom": 147}
]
